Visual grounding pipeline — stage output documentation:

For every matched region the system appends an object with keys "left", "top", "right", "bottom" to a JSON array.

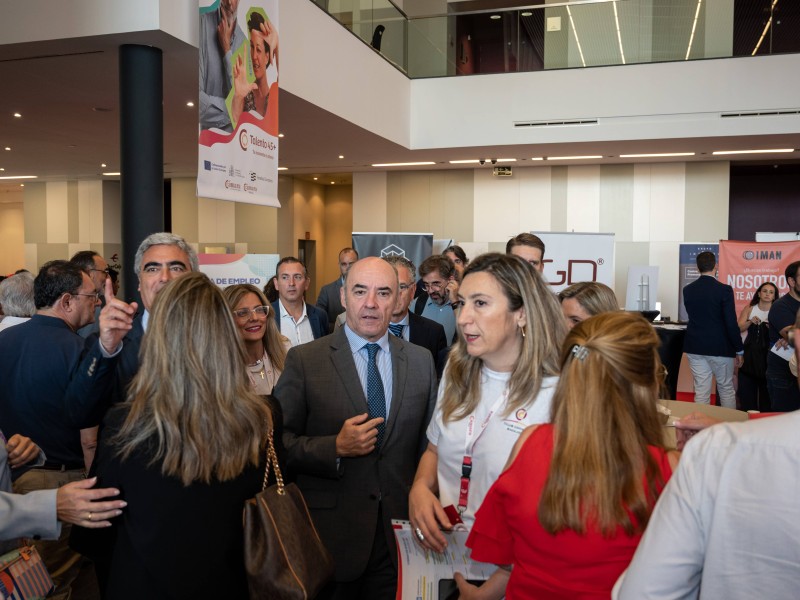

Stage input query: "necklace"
[{"left": 248, "top": 358, "right": 266, "bottom": 379}]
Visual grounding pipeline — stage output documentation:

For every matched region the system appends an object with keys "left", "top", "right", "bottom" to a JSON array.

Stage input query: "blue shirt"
[{"left": 343, "top": 325, "right": 393, "bottom": 418}]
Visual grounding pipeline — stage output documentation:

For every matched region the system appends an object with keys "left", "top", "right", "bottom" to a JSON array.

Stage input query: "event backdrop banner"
[
  {"left": 678, "top": 243, "right": 718, "bottom": 322},
  {"left": 718, "top": 240, "right": 800, "bottom": 316},
  {"left": 197, "top": 0, "right": 280, "bottom": 207},
  {"left": 533, "top": 232, "right": 615, "bottom": 293},
  {"left": 352, "top": 233, "right": 434, "bottom": 273},
  {"left": 198, "top": 253, "right": 280, "bottom": 289}
]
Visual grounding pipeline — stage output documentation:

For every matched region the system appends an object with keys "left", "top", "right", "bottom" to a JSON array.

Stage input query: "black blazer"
[
  {"left": 271, "top": 300, "right": 329, "bottom": 340},
  {"left": 683, "top": 275, "right": 743, "bottom": 357},
  {"left": 408, "top": 312, "right": 448, "bottom": 376},
  {"left": 316, "top": 278, "right": 344, "bottom": 333}
]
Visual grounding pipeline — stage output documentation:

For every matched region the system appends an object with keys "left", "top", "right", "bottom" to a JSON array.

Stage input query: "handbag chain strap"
[{"left": 262, "top": 429, "right": 286, "bottom": 496}]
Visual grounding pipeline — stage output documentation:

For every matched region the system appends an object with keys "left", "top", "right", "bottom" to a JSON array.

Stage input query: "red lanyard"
[{"left": 457, "top": 392, "right": 506, "bottom": 514}]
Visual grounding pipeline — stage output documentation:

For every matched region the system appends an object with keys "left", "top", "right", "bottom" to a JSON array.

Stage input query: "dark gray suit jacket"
[
  {"left": 273, "top": 328, "right": 436, "bottom": 582},
  {"left": 316, "top": 278, "right": 344, "bottom": 333}
]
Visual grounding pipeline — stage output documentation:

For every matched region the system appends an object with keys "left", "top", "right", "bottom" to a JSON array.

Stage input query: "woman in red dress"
[{"left": 464, "top": 311, "right": 679, "bottom": 600}]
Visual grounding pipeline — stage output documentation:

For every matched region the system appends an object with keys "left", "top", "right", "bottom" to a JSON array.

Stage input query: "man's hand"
[
  {"left": 6, "top": 434, "right": 40, "bottom": 468},
  {"left": 56, "top": 477, "right": 126, "bottom": 528},
  {"left": 216, "top": 11, "right": 234, "bottom": 55},
  {"left": 98, "top": 277, "right": 137, "bottom": 354},
  {"left": 674, "top": 412, "right": 721, "bottom": 451},
  {"left": 735, "top": 354, "right": 744, "bottom": 368},
  {"left": 335, "top": 413, "right": 383, "bottom": 457},
  {"left": 445, "top": 278, "right": 459, "bottom": 305}
]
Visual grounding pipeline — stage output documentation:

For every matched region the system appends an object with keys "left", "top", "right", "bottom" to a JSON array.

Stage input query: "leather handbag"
[
  {"left": 0, "top": 545, "right": 54, "bottom": 600},
  {"left": 244, "top": 430, "right": 334, "bottom": 600}
]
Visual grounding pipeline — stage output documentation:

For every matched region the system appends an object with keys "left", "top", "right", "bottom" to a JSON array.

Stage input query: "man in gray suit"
[
  {"left": 274, "top": 257, "right": 437, "bottom": 600},
  {"left": 316, "top": 247, "right": 358, "bottom": 332}
]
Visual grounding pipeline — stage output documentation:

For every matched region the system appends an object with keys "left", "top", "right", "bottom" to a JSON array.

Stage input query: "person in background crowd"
[
  {"left": 616, "top": 308, "right": 800, "bottom": 600},
  {"left": 223, "top": 283, "right": 290, "bottom": 396},
  {"left": 737, "top": 281, "right": 779, "bottom": 412},
  {"left": 682, "top": 251, "right": 743, "bottom": 408},
  {"left": 383, "top": 256, "right": 448, "bottom": 377},
  {"left": 766, "top": 261, "right": 800, "bottom": 411},
  {"left": 107, "top": 267, "right": 120, "bottom": 297},
  {"left": 409, "top": 253, "right": 566, "bottom": 598},
  {"left": 443, "top": 245, "right": 469, "bottom": 280},
  {"left": 464, "top": 311, "right": 677, "bottom": 600},
  {"left": 0, "top": 271, "right": 35, "bottom": 333},
  {"left": 70, "top": 250, "right": 110, "bottom": 339},
  {"left": 275, "top": 257, "right": 437, "bottom": 599},
  {"left": 272, "top": 256, "right": 328, "bottom": 346},
  {"left": 558, "top": 281, "right": 619, "bottom": 329},
  {"left": 93, "top": 273, "right": 275, "bottom": 599},
  {"left": 317, "top": 247, "right": 359, "bottom": 332},
  {"left": 413, "top": 255, "right": 459, "bottom": 344},
  {"left": 506, "top": 233, "right": 546, "bottom": 273},
  {"left": 0, "top": 261, "right": 114, "bottom": 600},
  {"left": 263, "top": 276, "right": 279, "bottom": 303}
]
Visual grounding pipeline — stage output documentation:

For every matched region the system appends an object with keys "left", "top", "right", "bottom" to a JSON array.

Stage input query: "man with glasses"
[
  {"left": 0, "top": 260, "right": 117, "bottom": 600},
  {"left": 384, "top": 256, "right": 447, "bottom": 377},
  {"left": 271, "top": 256, "right": 329, "bottom": 346},
  {"left": 69, "top": 250, "right": 110, "bottom": 339},
  {"left": 413, "top": 255, "right": 458, "bottom": 345}
]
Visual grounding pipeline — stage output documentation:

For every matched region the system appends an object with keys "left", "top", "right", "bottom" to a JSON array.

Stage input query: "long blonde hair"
[
  {"left": 222, "top": 283, "right": 288, "bottom": 373},
  {"left": 441, "top": 253, "right": 566, "bottom": 422},
  {"left": 539, "top": 311, "right": 667, "bottom": 536},
  {"left": 114, "top": 272, "right": 270, "bottom": 485}
]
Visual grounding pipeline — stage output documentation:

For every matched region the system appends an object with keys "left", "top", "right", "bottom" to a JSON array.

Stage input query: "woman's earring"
[{"left": 519, "top": 324, "right": 526, "bottom": 338}]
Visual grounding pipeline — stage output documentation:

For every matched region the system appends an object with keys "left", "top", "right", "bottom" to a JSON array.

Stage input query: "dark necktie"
[
  {"left": 388, "top": 322, "right": 404, "bottom": 338},
  {"left": 364, "top": 343, "right": 386, "bottom": 447}
]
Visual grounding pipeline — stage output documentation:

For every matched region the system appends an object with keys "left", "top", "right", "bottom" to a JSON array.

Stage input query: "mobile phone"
[{"left": 438, "top": 578, "right": 484, "bottom": 600}]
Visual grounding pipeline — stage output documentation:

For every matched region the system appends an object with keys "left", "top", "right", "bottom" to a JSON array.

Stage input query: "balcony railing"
[{"left": 310, "top": 0, "right": 800, "bottom": 78}]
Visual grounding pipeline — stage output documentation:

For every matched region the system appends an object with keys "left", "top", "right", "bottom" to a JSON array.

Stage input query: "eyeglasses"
[
  {"left": 233, "top": 305, "right": 271, "bottom": 320},
  {"left": 421, "top": 281, "right": 444, "bottom": 292},
  {"left": 74, "top": 291, "right": 101, "bottom": 301}
]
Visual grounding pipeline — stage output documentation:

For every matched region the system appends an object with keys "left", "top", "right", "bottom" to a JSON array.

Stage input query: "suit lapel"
[
  {"left": 329, "top": 329, "right": 370, "bottom": 414},
  {"left": 383, "top": 335, "right": 407, "bottom": 446}
]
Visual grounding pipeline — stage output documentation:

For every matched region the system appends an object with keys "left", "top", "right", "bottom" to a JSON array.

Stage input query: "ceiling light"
[
  {"left": 313, "top": 177, "right": 318, "bottom": 181},
  {"left": 566, "top": 6, "right": 586, "bottom": 67},
  {"left": 330, "top": 181, "right": 335, "bottom": 184},
  {"left": 449, "top": 159, "right": 481, "bottom": 164},
  {"left": 490, "top": 14, "right": 501, "bottom": 20},
  {"left": 529, "top": 157, "right": 544, "bottom": 161},
  {"left": 612, "top": 1, "right": 625, "bottom": 65},
  {"left": 546, "top": 155, "right": 603, "bottom": 160},
  {"left": 4, "top": 147, "right": 10, "bottom": 151},
  {"left": 521, "top": 12, "right": 532, "bottom": 17},
  {"left": 495, "top": 158, "right": 516, "bottom": 163},
  {"left": 338, "top": 155, "right": 344, "bottom": 159},
  {"left": 20, "top": 184, "right": 24, "bottom": 187},
  {"left": 0, "top": 168, "right": 4, "bottom": 171},
  {"left": 101, "top": 163, "right": 107, "bottom": 168},
  {"left": 0, "top": 175, "right": 37, "bottom": 180},
  {"left": 102, "top": 172, "right": 121, "bottom": 176},
  {"left": 619, "top": 152, "right": 696, "bottom": 158},
  {"left": 13, "top": 113, "right": 21, "bottom": 118},
  {"left": 712, "top": 149, "right": 794, "bottom": 155},
  {"left": 752, "top": 0, "right": 779, "bottom": 55},
  {"left": 371, "top": 162, "right": 436, "bottom": 167},
  {"left": 277, "top": 167, "right": 288, "bottom": 171},
  {"left": 685, "top": 0, "right": 703, "bottom": 60},
  {"left": 278, "top": 133, "right": 285, "bottom": 138},
  {"left": 186, "top": 101, "right": 195, "bottom": 107}
]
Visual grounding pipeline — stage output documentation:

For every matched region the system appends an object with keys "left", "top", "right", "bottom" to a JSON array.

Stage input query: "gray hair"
[
  {"left": 0, "top": 272, "right": 36, "bottom": 317},
  {"left": 383, "top": 255, "right": 416, "bottom": 280},
  {"left": 133, "top": 232, "right": 199, "bottom": 278}
]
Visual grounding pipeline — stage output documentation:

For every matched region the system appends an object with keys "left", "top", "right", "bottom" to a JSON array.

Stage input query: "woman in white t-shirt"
[{"left": 409, "top": 252, "right": 567, "bottom": 599}]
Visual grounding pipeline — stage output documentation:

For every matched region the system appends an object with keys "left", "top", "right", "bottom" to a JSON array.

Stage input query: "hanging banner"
[
  {"left": 197, "top": 0, "right": 280, "bottom": 207},
  {"left": 198, "top": 253, "right": 280, "bottom": 289},
  {"left": 718, "top": 240, "right": 800, "bottom": 316},
  {"left": 351, "top": 233, "right": 434, "bottom": 273},
  {"left": 677, "top": 243, "right": 718, "bottom": 322},
  {"left": 533, "top": 232, "right": 615, "bottom": 293}
]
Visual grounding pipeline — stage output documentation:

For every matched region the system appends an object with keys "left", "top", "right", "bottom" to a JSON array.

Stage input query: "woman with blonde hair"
[
  {"left": 409, "top": 253, "right": 566, "bottom": 594},
  {"left": 94, "top": 273, "right": 273, "bottom": 599},
  {"left": 465, "top": 311, "right": 678, "bottom": 599},
  {"left": 558, "top": 280, "right": 619, "bottom": 329},
  {"left": 223, "top": 283, "right": 290, "bottom": 395}
]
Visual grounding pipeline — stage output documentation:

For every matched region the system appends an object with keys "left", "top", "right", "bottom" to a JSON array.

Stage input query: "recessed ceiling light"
[
  {"left": 712, "top": 149, "right": 794, "bottom": 155},
  {"left": 20, "top": 184, "right": 24, "bottom": 187},
  {"left": 13, "top": 113, "right": 21, "bottom": 118},
  {"left": 0, "top": 168, "right": 4, "bottom": 171},
  {"left": 490, "top": 14, "right": 501, "bottom": 20},
  {"left": 4, "top": 147, "right": 10, "bottom": 151},
  {"left": 521, "top": 11, "right": 532, "bottom": 17},
  {"left": 372, "top": 161, "right": 436, "bottom": 167},
  {"left": 338, "top": 155, "right": 344, "bottom": 159},
  {"left": 546, "top": 155, "right": 603, "bottom": 160},
  {"left": 0, "top": 175, "right": 37, "bottom": 180},
  {"left": 313, "top": 177, "right": 318, "bottom": 181},
  {"left": 277, "top": 167, "right": 288, "bottom": 171},
  {"left": 449, "top": 159, "right": 481, "bottom": 164},
  {"left": 496, "top": 158, "right": 517, "bottom": 163},
  {"left": 530, "top": 157, "right": 544, "bottom": 161},
  {"left": 186, "top": 101, "right": 194, "bottom": 107},
  {"left": 278, "top": 133, "right": 285, "bottom": 138},
  {"left": 619, "top": 152, "right": 696, "bottom": 158},
  {"left": 102, "top": 172, "right": 121, "bottom": 176},
  {"left": 101, "top": 163, "right": 107, "bottom": 168},
  {"left": 330, "top": 181, "right": 335, "bottom": 184}
]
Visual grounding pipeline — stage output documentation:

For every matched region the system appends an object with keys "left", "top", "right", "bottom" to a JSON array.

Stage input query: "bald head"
[{"left": 341, "top": 257, "right": 398, "bottom": 341}]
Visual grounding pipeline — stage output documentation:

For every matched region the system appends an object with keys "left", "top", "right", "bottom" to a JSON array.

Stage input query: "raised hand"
[{"left": 98, "top": 276, "right": 138, "bottom": 354}]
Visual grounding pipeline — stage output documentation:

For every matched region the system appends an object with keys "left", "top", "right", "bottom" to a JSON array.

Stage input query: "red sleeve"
[{"left": 466, "top": 481, "right": 514, "bottom": 565}]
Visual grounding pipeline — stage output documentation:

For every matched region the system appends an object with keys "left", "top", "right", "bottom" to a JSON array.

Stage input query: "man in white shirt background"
[{"left": 271, "top": 256, "right": 329, "bottom": 346}]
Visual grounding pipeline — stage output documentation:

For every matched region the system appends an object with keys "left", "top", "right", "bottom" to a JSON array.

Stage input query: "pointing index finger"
[{"left": 103, "top": 276, "right": 115, "bottom": 302}]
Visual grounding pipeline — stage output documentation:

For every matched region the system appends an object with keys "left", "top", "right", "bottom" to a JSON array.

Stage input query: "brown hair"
[
  {"left": 441, "top": 253, "right": 565, "bottom": 422},
  {"left": 558, "top": 281, "right": 619, "bottom": 316},
  {"left": 114, "top": 273, "right": 270, "bottom": 485},
  {"left": 223, "top": 284, "right": 288, "bottom": 373},
  {"left": 505, "top": 233, "right": 545, "bottom": 257},
  {"left": 539, "top": 311, "right": 667, "bottom": 536}
]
